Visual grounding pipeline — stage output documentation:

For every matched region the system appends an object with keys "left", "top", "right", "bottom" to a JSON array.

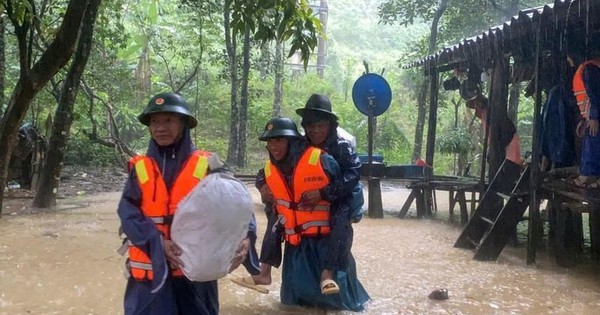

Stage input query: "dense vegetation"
[{"left": 0, "top": 0, "right": 548, "bottom": 210}]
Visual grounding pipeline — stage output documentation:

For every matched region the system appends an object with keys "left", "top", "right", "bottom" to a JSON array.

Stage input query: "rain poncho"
[
  {"left": 118, "top": 128, "right": 258, "bottom": 315},
  {"left": 319, "top": 130, "right": 364, "bottom": 223},
  {"left": 539, "top": 83, "right": 577, "bottom": 167},
  {"left": 580, "top": 63, "right": 600, "bottom": 176}
]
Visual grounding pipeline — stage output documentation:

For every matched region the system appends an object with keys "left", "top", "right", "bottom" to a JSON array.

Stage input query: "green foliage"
[
  {"left": 0, "top": 0, "right": 544, "bottom": 178},
  {"left": 65, "top": 134, "right": 122, "bottom": 166},
  {"left": 3, "top": 0, "right": 34, "bottom": 27},
  {"left": 437, "top": 127, "right": 473, "bottom": 155},
  {"left": 378, "top": 0, "right": 438, "bottom": 26},
  {"left": 228, "top": 0, "right": 322, "bottom": 69}
]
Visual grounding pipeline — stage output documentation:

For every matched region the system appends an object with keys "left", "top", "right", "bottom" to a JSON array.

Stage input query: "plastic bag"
[{"left": 171, "top": 172, "right": 253, "bottom": 281}]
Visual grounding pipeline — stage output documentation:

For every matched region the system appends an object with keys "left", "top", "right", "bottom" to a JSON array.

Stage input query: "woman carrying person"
[{"left": 254, "top": 116, "right": 369, "bottom": 311}]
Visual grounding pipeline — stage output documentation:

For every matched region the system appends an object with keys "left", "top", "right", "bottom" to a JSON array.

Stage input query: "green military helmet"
[
  {"left": 138, "top": 92, "right": 198, "bottom": 128},
  {"left": 259, "top": 117, "right": 301, "bottom": 141}
]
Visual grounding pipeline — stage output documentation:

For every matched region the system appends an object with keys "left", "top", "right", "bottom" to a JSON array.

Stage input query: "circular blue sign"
[{"left": 351, "top": 73, "right": 392, "bottom": 117}]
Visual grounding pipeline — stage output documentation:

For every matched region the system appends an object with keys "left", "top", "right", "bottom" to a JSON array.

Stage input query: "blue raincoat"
[
  {"left": 118, "top": 128, "right": 259, "bottom": 315},
  {"left": 580, "top": 63, "right": 600, "bottom": 176},
  {"left": 539, "top": 83, "right": 577, "bottom": 167}
]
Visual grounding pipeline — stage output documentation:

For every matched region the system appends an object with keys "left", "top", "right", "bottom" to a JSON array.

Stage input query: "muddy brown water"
[{"left": 2, "top": 183, "right": 600, "bottom": 315}]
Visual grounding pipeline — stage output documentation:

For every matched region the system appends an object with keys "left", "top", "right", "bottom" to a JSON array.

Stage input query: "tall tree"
[
  {"left": 379, "top": 0, "right": 450, "bottom": 163},
  {"left": 236, "top": 26, "right": 251, "bottom": 167},
  {"left": 0, "top": 0, "right": 92, "bottom": 216},
  {"left": 224, "top": 0, "right": 321, "bottom": 167},
  {"left": 272, "top": 39, "right": 283, "bottom": 117},
  {"left": 0, "top": 16, "right": 5, "bottom": 112},
  {"left": 33, "top": 0, "right": 103, "bottom": 208},
  {"left": 223, "top": 0, "right": 240, "bottom": 166}
]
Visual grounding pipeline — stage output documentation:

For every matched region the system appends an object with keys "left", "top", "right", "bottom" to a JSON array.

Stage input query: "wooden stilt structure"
[{"left": 402, "top": 0, "right": 600, "bottom": 264}]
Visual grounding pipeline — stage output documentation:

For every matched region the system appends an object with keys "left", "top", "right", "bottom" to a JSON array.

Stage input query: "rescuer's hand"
[
  {"left": 164, "top": 239, "right": 184, "bottom": 268},
  {"left": 299, "top": 190, "right": 321, "bottom": 210},
  {"left": 259, "top": 184, "right": 274, "bottom": 204},
  {"left": 229, "top": 237, "right": 250, "bottom": 272},
  {"left": 589, "top": 119, "right": 599, "bottom": 137}
]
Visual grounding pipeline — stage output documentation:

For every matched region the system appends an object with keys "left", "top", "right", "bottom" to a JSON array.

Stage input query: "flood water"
[{"left": 2, "top": 183, "right": 600, "bottom": 315}]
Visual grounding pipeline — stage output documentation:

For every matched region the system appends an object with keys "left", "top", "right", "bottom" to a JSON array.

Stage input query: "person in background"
[
  {"left": 466, "top": 93, "right": 522, "bottom": 166},
  {"left": 117, "top": 92, "right": 258, "bottom": 315},
  {"left": 571, "top": 49, "right": 600, "bottom": 188},
  {"left": 257, "top": 117, "right": 369, "bottom": 311}
]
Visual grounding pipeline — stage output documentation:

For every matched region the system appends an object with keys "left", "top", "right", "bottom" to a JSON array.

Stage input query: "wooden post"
[
  {"left": 527, "top": 14, "right": 544, "bottom": 265},
  {"left": 423, "top": 60, "right": 439, "bottom": 216},
  {"left": 589, "top": 206, "right": 600, "bottom": 258},
  {"left": 367, "top": 95, "right": 383, "bottom": 218},
  {"left": 425, "top": 63, "right": 439, "bottom": 169}
]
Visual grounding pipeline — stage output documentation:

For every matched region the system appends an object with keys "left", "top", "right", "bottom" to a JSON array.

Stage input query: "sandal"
[
  {"left": 588, "top": 181, "right": 600, "bottom": 189},
  {"left": 230, "top": 276, "right": 269, "bottom": 294},
  {"left": 574, "top": 176, "right": 598, "bottom": 188},
  {"left": 320, "top": 279, "right": 340, "bottom": 295}
]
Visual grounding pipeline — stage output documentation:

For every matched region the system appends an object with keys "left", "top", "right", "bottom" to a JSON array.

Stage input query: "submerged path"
[{"left": 1, "top": 186, "right": 600, "bottom": 315}]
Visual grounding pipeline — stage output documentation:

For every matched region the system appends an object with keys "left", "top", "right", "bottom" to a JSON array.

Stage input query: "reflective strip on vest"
[
  {"left": 284, "top": 220, "right": 329, "bottom": 235},
  {"left": 193, "top": 156, "right": 209, "bottom": 179},
  {"left": 149, "top": 217, "right": 166, "bottom": 224},
  {"left": 129, "top": 261, "right": 152, "bottom": 270},
  {"left": 135, "top": 160, "right": 149, "bottom": 184},
  {"left": 308, "top": 149, "right": 320, "bottom": 165},
  {"left": 275, "top": 199, "right": 330, "bottom": 211},
  {"left": 275, "top": 199, "right": 291, "bottom": 208}
]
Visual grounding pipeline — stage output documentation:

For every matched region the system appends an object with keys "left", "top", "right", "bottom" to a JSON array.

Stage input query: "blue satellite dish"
[{"left": 351, "top": 73, "right": 392, "bottom": 117}]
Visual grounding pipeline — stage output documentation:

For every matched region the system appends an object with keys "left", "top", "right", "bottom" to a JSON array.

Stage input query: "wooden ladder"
[{"left": 454, "top": 159, "right": 530, "bottom": 261}]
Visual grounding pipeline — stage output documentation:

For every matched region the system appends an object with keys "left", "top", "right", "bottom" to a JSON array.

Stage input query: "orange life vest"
[
  {"left": 573, "top": 59, "right": 600, "bottom": 120},
  {"left": 264, "top": 147, "right": 331, "bottom": 246},
  {"left": 127, "top": 150, "right": 210, "bottom": 281}
]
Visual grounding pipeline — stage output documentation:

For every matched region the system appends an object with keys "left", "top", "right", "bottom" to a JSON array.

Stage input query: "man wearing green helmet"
[{"left": 118, "top": 92, "right": 259, "bottom": 315}]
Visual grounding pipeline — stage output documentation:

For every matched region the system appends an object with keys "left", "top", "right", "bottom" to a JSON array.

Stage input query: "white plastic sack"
[{"left": 171, "top": 172, "right": 253, "bottom": 282}]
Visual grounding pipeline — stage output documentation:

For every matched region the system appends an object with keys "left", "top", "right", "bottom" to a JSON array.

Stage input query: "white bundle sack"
[{"left": 171, "top": 172, "right": 253, "bottom": 282}]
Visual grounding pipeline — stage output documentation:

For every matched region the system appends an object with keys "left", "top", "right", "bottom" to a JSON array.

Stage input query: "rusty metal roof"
[{"left": 403, "top": 0, "right": 600, "bottom": 72}]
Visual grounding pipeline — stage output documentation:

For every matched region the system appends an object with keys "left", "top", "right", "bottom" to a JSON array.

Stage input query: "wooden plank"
[
  {"left": 398, "top": 188, "right": 418, "bottom": 219},
  {"left": 457, "top": 190, "right": 469, "bottom": 224}
]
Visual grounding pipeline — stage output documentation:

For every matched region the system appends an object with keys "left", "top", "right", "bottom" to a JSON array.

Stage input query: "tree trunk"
[
  {"left": 272, "top": 40, "right": 283, "bottom": 117},
  {"left": 0, "top": 0, "right": 90, "bottom": 217},
  {"left": 412, "top": 80, "right": 427, "bottom": 162},
  {"left": 135, "top": 44, "right": 151, "bottom": 103},
  {"left": 259, "top": 42, "right": 270, "bottom": 81},
  {"left": 33, "top": 0, "right": 101, "bottom": 208},
  {"left": 224, "top": 2, "right": 239, "bottom": 166},
  {"left": 412, "top": 0, "right": 449, "bottom": 163},
  {"left": 237, "top": 27, "right": 251, "bottom": 167},
  {"left": 316, "top": 0, "right": 328, "bottom": 78},
  {"left": 0, "top": 16, "right": 5, "bottom": 113}
]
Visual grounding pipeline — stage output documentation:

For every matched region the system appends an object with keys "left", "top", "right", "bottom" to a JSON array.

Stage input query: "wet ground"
[{"left": 1, "top": 181, "right": 600, "bottom": 315}]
